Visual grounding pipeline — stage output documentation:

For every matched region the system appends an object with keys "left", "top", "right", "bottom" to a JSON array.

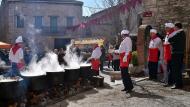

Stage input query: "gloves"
[
  {"left": 123, "top": 55, "right": 127, "bottom": 62},
  {"left": 114, "top": 50, "right": 119, "bottom": 53}
]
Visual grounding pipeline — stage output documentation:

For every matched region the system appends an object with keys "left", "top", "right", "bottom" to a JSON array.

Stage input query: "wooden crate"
[
  {"left": 91, "top": 76, "right": 104, "bottom": 87},
  {"left": 109, "top": 71, "right": 121, "bottom": 82}
]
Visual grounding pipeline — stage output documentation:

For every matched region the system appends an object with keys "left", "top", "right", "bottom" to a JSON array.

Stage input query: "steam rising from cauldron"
[
  {"left": 64, "top": 43, "right": 82, "bottom": 69},
  {"left": 11, "top": 5, "right": 90, "bottom": 76},
  {"left": 21, "top": 52, "right": 64, "bottom": 77}
]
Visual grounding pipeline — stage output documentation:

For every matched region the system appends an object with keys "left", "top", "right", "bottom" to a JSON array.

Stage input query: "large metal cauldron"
[
  {"left": 0, "top": 78, "right": 24, "bottom": 100},
  {"left": 22, "top": 74, "right": 47, "bottom": 91},
  {"left": 64, "top": 67, "right": 80, "bottom": 85},
  {"left": 80, "top": 64, "right": 92, "bottom": 80},
  {"left": 46, "top": 71, "right": 65, "bottom": 87}
]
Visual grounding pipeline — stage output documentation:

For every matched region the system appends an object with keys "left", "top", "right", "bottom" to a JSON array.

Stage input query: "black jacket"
[{"left": 169, "top": 30, "right": 186, "bottom": 54}]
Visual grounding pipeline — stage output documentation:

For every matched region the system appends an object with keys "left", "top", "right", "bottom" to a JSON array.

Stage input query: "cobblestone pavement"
[{"left": 48, "top": 71, "right": 190, "bottom": 107}]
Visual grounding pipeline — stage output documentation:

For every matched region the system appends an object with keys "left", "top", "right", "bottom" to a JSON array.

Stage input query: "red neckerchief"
[
  {"left": 12, "top": 44, "right": 21, "bottom": 55},
  {"left": 167, "top": 28, "right": 175, "bottom": 36},
  {"left": 151, "top": 34, "right": 157, "bottom": 40}
]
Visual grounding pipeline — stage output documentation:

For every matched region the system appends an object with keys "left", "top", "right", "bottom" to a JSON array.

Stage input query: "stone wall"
[{"left": 142, "top": 0, "right": 190, "bottom": 29}]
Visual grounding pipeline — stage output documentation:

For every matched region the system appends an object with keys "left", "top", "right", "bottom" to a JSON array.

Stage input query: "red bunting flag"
[{"left": 67, "top": 0, "right": 142, "bottom": 31}]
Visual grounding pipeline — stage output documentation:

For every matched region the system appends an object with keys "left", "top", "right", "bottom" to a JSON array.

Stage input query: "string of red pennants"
[{"left": 67, "top": 0, "right": 142, "bottom": 31}]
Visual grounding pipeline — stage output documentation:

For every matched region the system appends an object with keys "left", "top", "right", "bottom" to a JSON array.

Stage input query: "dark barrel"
[
  {"left": 64, "top": 67, "right": 80, "bottom": 87},
  {"left": 0, "top": 79, "right": 24, "bottom": 101},
  {"left": 46, "top": 71, "right": 65, "bottom": 87},
  {"left": 80, "top": 64, "right": 92, "bottom": 80},
  {"left": 22, "top": 75, "right": 47, "bottom": 91}
]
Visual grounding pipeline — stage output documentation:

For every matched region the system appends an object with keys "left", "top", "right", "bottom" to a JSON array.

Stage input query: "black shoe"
[
  {"left": 126, "top": 90, "right": 132, "bottom": 94},
  {"left": 149, "top": 78, "right": 153, "bottom": 80},
  {"left": 121, "top": 89, "right": 126, "bottom": 91},
  {"left": 163, "top": 84, "right": 172, "bottom": 87},
  {"left": 171, "top": 85, "right": 183, "bottom": 89}
]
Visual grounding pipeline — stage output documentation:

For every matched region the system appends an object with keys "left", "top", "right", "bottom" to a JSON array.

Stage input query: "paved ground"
[{"left": 48, "top": 70, "right": 190, "bottom": 107}]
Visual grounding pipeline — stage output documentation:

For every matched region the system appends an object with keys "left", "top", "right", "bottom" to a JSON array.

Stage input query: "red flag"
[{"left": 79, "top": 23, "right": 86, "bottom": 29}]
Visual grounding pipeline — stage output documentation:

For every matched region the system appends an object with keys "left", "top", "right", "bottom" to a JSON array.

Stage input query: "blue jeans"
[{"left": 3, "top": 63, "right": 21, "bottom": 77}]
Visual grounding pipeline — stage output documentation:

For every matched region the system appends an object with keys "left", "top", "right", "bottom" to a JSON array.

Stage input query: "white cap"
[
  {"left": 150, "top": 29, "right": 157, "bottom": 34},
  {"left": 15, "top": 36, "right": 23, "bottom": 43},
  {"left": 121, "top": 30, "right": 129, "bottom": 35},
  {"left": 165, "top": 23, "right": 175, "bottom": 28}
]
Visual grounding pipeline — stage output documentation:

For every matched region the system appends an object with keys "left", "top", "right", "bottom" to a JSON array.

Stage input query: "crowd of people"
[
  {"left": 148, "top": 22, "right": 186, "bottom": 89},
  {"left": 95, "top": 22, "right": 186, "bottom": 93},
  {"left": 0, "top": 22, "right": 187, "bottom": 96},
  {"left": 0, "top": 46, "right": 32, "bottom": 67}
]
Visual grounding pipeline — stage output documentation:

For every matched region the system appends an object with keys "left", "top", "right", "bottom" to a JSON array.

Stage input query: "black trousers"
[
  {"left": 100, "top": 60, "right": 104, "bottom": 71},
  {"left": 108, "top": 60, "right": 111, "bottom": 68},
  {"left": 113, "top": 59, "right": 120, "bottom": 71},
  {"left": 120, "top": 67, "right": 133, "bottom": 90},
  {"left": 167, "top": 60, "right": 174, "bottom": 85},
  {"left": 171, "top": 54, "right": 184, "bottom": 87},
  {"left": 148, "top": 61, "right": 158, "bottom": 80}
]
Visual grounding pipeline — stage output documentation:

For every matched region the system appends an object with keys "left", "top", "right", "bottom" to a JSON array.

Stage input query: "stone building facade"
[{"left": 0, "top": 0, "right": 83, "bottom": 49}]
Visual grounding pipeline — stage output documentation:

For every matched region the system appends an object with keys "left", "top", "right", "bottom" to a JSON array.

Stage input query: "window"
[
  {"left": 66, "top": 16, "right": 74, "bottom": 27},
  {"left": 16, "top": 15, "right": 24, "bottom": 28},
  {"left": 34, "top": 16, "right": 43, "bottom": 28},
  {"left": 50, "top": 16, "right": 58, "bottom": 33}
]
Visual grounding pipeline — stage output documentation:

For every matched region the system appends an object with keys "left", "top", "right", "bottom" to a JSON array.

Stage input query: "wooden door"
[{"left": 186, "top": 26, "right": 190, "bottom": 68}]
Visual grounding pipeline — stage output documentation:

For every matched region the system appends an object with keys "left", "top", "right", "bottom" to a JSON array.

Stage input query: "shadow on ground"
[
  {"left": 68, "top": 89, "right": 98, "bottom": 102},
  {"left": 48, "top": 89, "right": 98, "bottom": 107},
  {"left": 129, "top": 91, "right": 164, "bottom": 99}
]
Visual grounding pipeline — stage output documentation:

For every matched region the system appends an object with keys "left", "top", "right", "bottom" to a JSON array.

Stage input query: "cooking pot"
[
  {"left": 22, "top": 75, "right": 47, "bottom": 91},
  {"left": 0, "top": 78, "right": 24, "bottom": 100},
  {"left": 64, "top": 67, "right": 80, "bottom": 83},
  {"left": 80, "top": 64, "right": 92, "bottom": 80},
  {"left": 46, "top": 71, "right": 65, "bottom": 87}
]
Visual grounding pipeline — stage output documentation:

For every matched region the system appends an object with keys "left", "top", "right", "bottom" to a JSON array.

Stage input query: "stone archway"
[{"left": 137, "top": 25, "right": 152, "bottom": 69}]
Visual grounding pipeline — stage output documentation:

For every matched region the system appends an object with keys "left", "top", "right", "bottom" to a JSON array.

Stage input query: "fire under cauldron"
[
  {"left": 0, "top": 78, "right": 24, "bottom": 103},
  {"left": 21, "top": 73, "right": 47, "bottom": 91},
  {"left": 80, "top": 64, "right": 92, "bottom": 80},
  {"left": 64, "top": 67, "right": 80, "bottom": 87},
  {"left": 46, "top": 71, "right": 65, "bottom": 87}
]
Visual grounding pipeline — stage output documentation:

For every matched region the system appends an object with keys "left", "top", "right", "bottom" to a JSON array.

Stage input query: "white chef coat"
[
  {"left": 119, "top": 37, "right": 132, "bottom": 56},
  {"left": 9, "top": 48, "right": 24, "bottom": 63},
  {"left": 91, "top": 47, "right": 102, "bottom": 59}
]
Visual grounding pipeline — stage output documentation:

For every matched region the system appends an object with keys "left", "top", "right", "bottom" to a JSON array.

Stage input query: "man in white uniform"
[
  {"left": 148, "top": 29, "right": 163, "bottom": 80},
  {"left": 89, "top": 44, "right": 102, "bottom": 76},
  {"left": 4, "top": 36, "right": 25, "bottom": 77},
  {"left": 118, "top": 29, "right": 133, "bottom": 93}
]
